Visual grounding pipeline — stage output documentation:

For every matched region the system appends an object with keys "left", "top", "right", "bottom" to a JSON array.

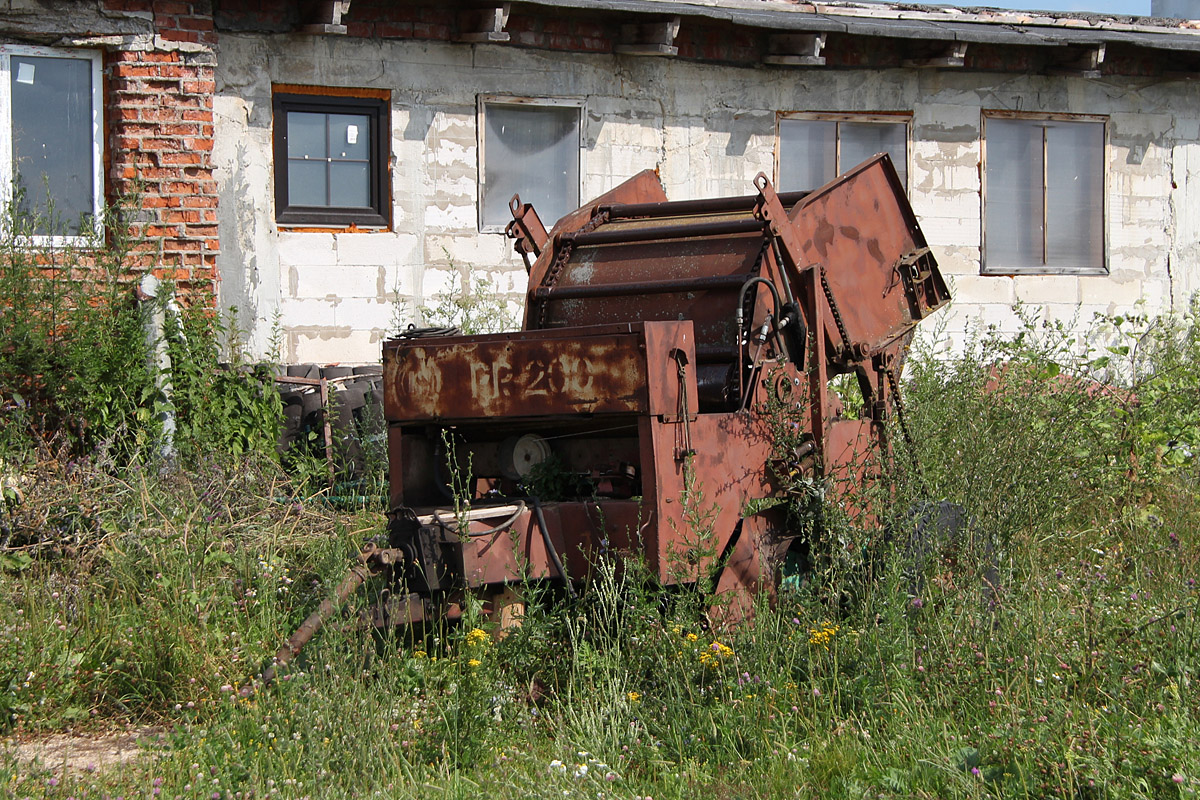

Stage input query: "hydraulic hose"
[{"left": 529, "top": 496, "right": 576, "bottom": 598}]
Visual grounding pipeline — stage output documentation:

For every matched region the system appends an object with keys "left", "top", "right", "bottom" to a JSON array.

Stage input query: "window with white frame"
[
  {"left": 0, "top": 46, "right": 103, "bottom": 239},
  {"left": 478, "top": 97, "right": 581, "bottom": 231},
  {"left": 777, "top": 114, "right": 909, "bottom": 193},
  {"left": 982, "top": 113, "right": 1105, "bottom": 274}
]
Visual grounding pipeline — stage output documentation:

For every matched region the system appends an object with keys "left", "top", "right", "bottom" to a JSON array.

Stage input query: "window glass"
[
  {"left": 778, "top": 117, "right": 907, "bottom": 193},
  {"left": 285, "top": 110, "right": 370, "bottom": 209},
  {"left": 1045, "top": 122, "right": 1103, "bottom": 269},
  {"left": 984, "top": 115, "right": 1104, "bottom": 273},
  {"left": 481, "top": 103, "right": 579, "bottom": 230},
  {"left": 777, "top": 119, "right": 835, "bottom": 193},
  {"left": 9, "top": 55, "right": 95, "bottom": 236},
  {"left": 984, "top": 118, "right": 1043, "bottom": 269},
  {"left": 840, "top": 122, "right": 907, "bottom": 187}
]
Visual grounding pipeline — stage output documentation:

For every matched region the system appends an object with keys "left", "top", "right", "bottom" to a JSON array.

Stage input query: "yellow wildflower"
[
  {"left": 627, "top": 691, "right": 642, "bottom": 703},
  {"left": 807, "top": 623, "right": 839, "bottom": 649},
  {"left": 466, "top": 628, "right": 489, "bottom": 647},
  {"left": 686, "top": 633, "right": 699, "bottom": 642},
  {"left": 468, "top": 658, "right": 482, "bottom": 668}
]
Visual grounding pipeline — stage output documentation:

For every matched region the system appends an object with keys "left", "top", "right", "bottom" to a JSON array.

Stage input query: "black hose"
[
  {"left": 397, "top": 323, "right": 461, "bottom": 339},
  {"left": 432, "top": 501, "right": 527, "bottom": 537},
  {"left": 529, "top": 496, "right": 576, "bottom": 598}
]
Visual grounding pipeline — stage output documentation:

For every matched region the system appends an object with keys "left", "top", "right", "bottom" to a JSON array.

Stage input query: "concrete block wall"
[{"left": 212, "top": 33, "right": 1200, "bottom": 364}]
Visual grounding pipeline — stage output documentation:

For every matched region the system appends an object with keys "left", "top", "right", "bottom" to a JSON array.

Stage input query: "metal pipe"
[
  {"left": 564, "top": 218, "right": 763, "bottom": 246},
  {"left": 533, "top": 273, "right": 748, "bottom": 301},
  {"left": 242, "top": 557, "right": 376, "bottom": 696},
  {"left": 600, "top": 190, "right": 810, "bottom": 220}
]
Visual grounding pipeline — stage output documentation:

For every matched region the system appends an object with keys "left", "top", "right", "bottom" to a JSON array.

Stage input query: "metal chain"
[
  {"left": 819, "top": 267, "right": 851, "bottom": 352},
  {"left": 886, "top": 367, "right": 924, "bottom": 483},
  {"left": 535, "top": 238, "right": 575, "bottom": 328},
  {"left": 533, "top": 209, "right": 607, "bottom": 328}
]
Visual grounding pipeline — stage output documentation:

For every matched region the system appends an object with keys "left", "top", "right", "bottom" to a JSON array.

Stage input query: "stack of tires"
[{"left": 276, "top": 364, "right": 386, "bottom": 483}]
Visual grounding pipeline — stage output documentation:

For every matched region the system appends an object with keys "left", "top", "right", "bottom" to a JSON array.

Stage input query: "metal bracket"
[
  {"left": 457, "top": 4, "right": 511, "bottom": 43},
  {"left": 763, "top": 33, "right": 826, "bottom": 67},
  {"left": 616, "top": 17, "right": 680, "bottom": 56},
  {"left": 1048, "top": 44, "right": 1105, "bottom": 78},
  {"left": 299, "top": 0, "right": 351, "bottom": 34},
  {"left": 505, "top": 193, "right": 549, "bottom": 272},
  {"left": 903, "top": 41, "right": 968, "bottom": 69}
]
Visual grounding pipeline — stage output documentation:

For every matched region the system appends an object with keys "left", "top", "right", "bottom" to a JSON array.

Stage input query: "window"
[
  {"left": 982, "top": 113, "right": 1105, "bottom": 274},
  {"left": 777, "top": 114, "right": 908, "bottom": 193},
  {"left": 478, "top": 97, "right": 581, "bottom": 232},
  {"left": 0, "top": 46, "right": 102, "bottom": 240},
  {"left": 273, "top": 89, "right": 389, "bottom": 227}
]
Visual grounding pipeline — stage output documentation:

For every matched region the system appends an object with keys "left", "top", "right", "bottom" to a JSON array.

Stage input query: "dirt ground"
[{"left": 3, "top": 726, "right": 166, "bottom": 775}]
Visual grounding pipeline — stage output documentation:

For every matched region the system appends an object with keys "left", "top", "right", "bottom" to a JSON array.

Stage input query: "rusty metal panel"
[
  {"left": 383, "top": 329, "right": 650, "bottom": 422},
  {"left": 788, "top": 155, "right": 948, "bottom": 352}
]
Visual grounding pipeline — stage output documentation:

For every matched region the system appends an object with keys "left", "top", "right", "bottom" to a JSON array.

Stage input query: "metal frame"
[
  {"left": 0, "top": 44, "right": 103, "bottom": 246},
  {"left": 980, "top": 109, "right": 1109, "bottom": 276},
  {"left": 476, "top": 94, "right": 585, "bottom": 233},
  {"left": 774, "top": 111, "right": 912, "bottom": 195}
]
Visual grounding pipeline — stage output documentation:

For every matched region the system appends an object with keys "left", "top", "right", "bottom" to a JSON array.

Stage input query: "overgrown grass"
[{"left": 1, "top": 308, "right": 1199, "bottom": 799}]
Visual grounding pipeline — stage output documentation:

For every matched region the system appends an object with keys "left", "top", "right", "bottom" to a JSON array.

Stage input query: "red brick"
[
  {"left": 163, "top": 210, "right": 204, "bottom": 223},
  {"left": 177, "top": 15, "right": 214, "bottom": 31},
  {"left": 160, "top": 30, "right": 199, "bottom": 43},
  {"left": 160, "top": 151, "right": 203, "bottom": 165},
  {"left": 182, "top": 80, "right": 216, "bottom": 94},
  {"left": 154, "top": 1, "right": 191, "bottom": 16},
  {"left": 140, "top": 51, "right": 182, "bottom": 63},
  {"left": 181, "top": 194, "right": 217, "bottom": 207},
  {"left": 155, "top": 64, "right": 191, "bottom": 78},
  {"left": 104, "top": 0, "right": 154, "bottom": 12},
  {"left": 111, "top": 64, "right": 156, "bottom": 78}
]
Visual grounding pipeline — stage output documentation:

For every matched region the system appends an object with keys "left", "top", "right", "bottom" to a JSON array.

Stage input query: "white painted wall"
[{"left": 212, "top": 33, "right": 1200, "bottom": 364}]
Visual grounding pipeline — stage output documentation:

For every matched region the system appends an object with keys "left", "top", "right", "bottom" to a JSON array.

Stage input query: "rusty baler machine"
[{"left": 251, "top": 154, "right": 948, "bottom": 686}]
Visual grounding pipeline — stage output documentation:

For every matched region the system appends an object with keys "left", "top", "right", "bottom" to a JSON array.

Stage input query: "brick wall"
[{"left": 104, "top": 0, "right": 219, "bottom": 303}]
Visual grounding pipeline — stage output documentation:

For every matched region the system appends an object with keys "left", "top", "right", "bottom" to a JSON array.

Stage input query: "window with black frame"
[{"left": 272, "top": 91, "right": 389, "bottom": 227}]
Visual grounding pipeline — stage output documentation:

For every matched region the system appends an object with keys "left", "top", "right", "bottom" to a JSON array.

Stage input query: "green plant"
[
  {"left": 418, "top": 253, "right": 519, "bottom": 335},
  {"left": 0, "top": 194, "right": 159, "bottom": 464}
]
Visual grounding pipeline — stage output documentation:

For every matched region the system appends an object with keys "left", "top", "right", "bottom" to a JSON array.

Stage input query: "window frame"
[
  {"left": 272, "top": 88, "right": 391, "bottom": 229},
  {"left": 476, "top": 95, "right": 585, "bottom": 234},
  {"left": 981, "top": 110, "right": 1108, "bottom": 276},
  {"left": 774, "top": 111, "right": 912, "bottom": 195},
  {"left": 0, "top": 44, "right": 103, "bottom": 245}
]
